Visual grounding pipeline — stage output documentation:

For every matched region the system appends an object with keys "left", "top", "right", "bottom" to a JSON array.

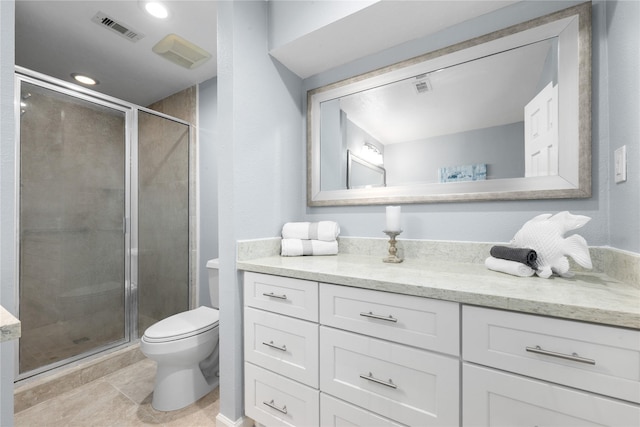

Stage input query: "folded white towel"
[
  {"left": 485, "top": 256, "right": 535, "bottom": 277},
  {"left": 282, "top": 221, "right": 340, "bottom": 242},
  {"left": 281, "top": 239, "right": 339, "bottom": 257}
]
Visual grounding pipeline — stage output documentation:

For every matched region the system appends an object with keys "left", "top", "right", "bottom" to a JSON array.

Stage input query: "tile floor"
[
  {"left": 14, "top": 358, "right": 220, "bottom": 426},
  {"left": 18, "top": 313, "right": 124, "bottom": 374}
]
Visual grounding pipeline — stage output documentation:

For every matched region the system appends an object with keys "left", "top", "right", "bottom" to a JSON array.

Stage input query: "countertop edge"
[
  {"left": 1, "top": 306, "right": 21, "bottom": 342},
  {"left": 237, "top": 257, "right": 640, "bottom": 330}
]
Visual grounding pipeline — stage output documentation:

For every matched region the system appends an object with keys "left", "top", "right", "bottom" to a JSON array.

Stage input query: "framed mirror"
[{"left": 307, "top": 3, "right": 591, "bottom": 206}]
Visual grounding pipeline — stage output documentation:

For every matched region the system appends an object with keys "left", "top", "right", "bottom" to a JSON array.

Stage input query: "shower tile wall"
[
  {"left": 147, "top": 86, "right": 198, "bottom": 309},
  {"left": 139, "top": 87, "right": 197, "bottom": 334},
  {"left": 137, "top": 111, "right": 189, "bottom": 333},
  {"left": 147, "top": 86, "right": 196, "bottom": 124},
  {"left": 19, "top": 85, "right": 126, "bottom": 373}
]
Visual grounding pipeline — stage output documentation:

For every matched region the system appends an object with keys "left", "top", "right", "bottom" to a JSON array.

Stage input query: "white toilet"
[{"left": 140, "top": 259, "right": 220, "bottom": 411}]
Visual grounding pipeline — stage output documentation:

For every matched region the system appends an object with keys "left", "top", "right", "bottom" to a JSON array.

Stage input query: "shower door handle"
[{"left": 122, "top": 217, "right": 130, "bottom": 234}]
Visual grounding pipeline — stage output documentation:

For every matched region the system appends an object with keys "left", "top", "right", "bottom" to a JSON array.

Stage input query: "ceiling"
[
  {"left": 269, "top": 1, "right": 518, "bottom": 79},
  {"left": 15, "top": 0, "right": 218, "bottom": 106},
  {"left": 15, "top": 1, "right": 518, "bottom": 107}
]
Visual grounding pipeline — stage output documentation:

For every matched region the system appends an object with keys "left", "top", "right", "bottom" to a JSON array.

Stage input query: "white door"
[{"left": 524, "top": 82, "right": 558, "bottom": 177}]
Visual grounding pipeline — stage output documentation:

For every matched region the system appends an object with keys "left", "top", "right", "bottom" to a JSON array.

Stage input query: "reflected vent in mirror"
[
  {"left": 413, "top": 74, "right": 432, "bottom": 94},
  {"left": 91, "top": 12, "right": 145, "bottom": 42},
  {"left": 152, "top": 34, "right": 211, "bottom": 69}
]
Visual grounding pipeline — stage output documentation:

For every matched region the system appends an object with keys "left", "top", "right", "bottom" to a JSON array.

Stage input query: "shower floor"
[
  {"left": 19, "top": 310, "right": 124, "bottom": 374},
  {"left": 19, "top": 301, "right": 162, "bottom": 375}
]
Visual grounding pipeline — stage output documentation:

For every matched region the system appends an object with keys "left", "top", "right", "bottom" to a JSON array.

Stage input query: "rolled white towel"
[
  {"left": 282, "top": 221, "right": 340, "bottom": 242},
  {"left": 485, "top": 256, "right": 535, "bottom": 277},
  {"left": 281, "top": 239, "right": 339, "bottom": 257}
]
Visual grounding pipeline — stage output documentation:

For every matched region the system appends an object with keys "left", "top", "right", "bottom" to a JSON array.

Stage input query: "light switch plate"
[{"left": 614, "top": 145, "right": 627, "bottom": 183}]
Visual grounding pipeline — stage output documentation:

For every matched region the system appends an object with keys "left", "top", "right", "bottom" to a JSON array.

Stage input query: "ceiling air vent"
[
  {"left": 152, "top": 34, "right": 211, "bottom": 69},
  {"left": 413, "top": 73, "right": 433, "bottom": 94},
  {"left": 91, "top": 12, "right": 144, "bottom": 42}
]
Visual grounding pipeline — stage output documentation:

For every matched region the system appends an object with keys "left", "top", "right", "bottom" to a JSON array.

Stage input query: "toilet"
[{"left": 140, "top": 259, "right": 220, "bottom": 411}]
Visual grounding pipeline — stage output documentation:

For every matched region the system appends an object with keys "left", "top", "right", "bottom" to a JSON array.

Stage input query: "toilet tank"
[{"left": 206, "top": 259, "right": 219, "bottom": 309}]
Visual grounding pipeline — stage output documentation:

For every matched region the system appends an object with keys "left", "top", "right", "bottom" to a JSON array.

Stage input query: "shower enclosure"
[{"left": 16, "top": 69, "right": 192, "bottom": 378}]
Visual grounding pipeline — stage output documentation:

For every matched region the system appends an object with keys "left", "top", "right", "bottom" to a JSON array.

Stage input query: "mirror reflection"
[
  {"left": 321, "top": 38, "right": 558, "bottom": 191},
  {"left": 308, "top": 3, "right": 591, "bottom": 206}
]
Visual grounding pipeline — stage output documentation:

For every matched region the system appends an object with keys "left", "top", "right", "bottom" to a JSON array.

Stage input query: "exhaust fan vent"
[
  {"left": 91, "top": 12, "right": 144, "bottom": 42},
  {"left": 413, "top": 73, "right": 433, "bottom": 94},
  {"left": 152, "top": 34, "right": 211, "bottom": 69}
]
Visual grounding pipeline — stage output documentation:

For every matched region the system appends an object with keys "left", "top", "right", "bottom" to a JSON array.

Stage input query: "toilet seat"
[{"left": 143, "top": 306, "right": 219, "bottom": 343}]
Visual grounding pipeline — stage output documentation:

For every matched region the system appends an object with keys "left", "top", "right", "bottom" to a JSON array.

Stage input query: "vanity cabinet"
[
  {"left": 243, "top": 272, "right": 460, "bottom": 427},
  {"left": 320, "top": 326, "right": 459, "bottom": 426},
  {"left": 243, "top": 272, "right": 320, "bottom": 426},
  {"left": 243, "top": 271, "right": 640, "bottom": 427},
  {"left": 320, "top": 283, "right": 460, "bottom": 426},
  {"left": 319, "top": 283, "right": 459, "bottom": 354},
  {"left": 462, "top": 306, "right": 640, "bottom": 426},
  {"left": 320, "top": 393, "right": 404, "bottom": 427}
]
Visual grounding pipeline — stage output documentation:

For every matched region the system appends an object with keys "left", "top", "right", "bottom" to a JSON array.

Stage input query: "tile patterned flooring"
[
  {"left": 14, "top": 358, "right": 220, "bottom": 426},
  {"left": 18, "top": 314, "right": 124, "bottom": 374}
]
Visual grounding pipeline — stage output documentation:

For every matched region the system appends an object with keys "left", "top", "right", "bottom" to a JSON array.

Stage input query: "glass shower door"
[
  {"left": 18, "top": 81, "right": 128, "bottom": 375},
  {"left": 137, "top": 110, "right": 190, "bottom": 335}
]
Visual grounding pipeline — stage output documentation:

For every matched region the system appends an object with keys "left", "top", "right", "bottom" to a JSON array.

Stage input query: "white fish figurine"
[{"left": 510, "top": 211, "right": 592, "bottom": 278}]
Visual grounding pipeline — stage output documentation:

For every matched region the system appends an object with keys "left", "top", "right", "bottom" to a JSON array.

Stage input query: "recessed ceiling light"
[
  {"left": 71, "top": 73, "right": 99, "bottom": 86},
  {"left": 144, "top": 1, "right": 169, "bottom": 19}
]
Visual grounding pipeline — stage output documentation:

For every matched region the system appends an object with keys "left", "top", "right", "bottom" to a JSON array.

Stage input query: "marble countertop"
[
  {"left": 1, "top": 305, "right": 21, "bottom": 342},
  {"left": 237, "top": 254, "right": 640, "bottom": 330}
]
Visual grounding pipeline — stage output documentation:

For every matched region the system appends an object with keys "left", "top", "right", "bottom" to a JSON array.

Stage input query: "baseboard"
[{"left": 216, "top": 412, "right": 255, "bottom": 427}]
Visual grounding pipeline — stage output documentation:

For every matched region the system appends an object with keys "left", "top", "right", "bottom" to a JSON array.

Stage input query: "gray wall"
[
  {"left": 198, "top": 77, "right": 218, "bottom": 307},
  {"left": 1, "top": 0, "right": 16, "bottom": 424},
  {"left": 385, "top": 122, "right": 524, "bottom": 185},
  {"left": 536, "top": 38, "right": 559, "bottom": 93},
  {"left": 216, "top": 1, "right": 303, "bottom": 423},
  {"left": 605, "top": 0, "right": 640, "bottom": 251},
  {"left": 319, "top": 99, "right": 344, "bottom": 191},
  {"left": 344, "top": 114, "right": 383, "bottom": 156},
  {"left": 302, "top": 0, "right": 640, "bottom": 254}
]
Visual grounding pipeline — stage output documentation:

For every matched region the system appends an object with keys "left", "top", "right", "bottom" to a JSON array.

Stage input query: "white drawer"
[
  {"left": 463, "top": 363, "right": 640, "bottom": 427},
  {"left": 245, "top": 363, "right": 319, "bottom": 427},
  {"left": 244, "top": 307, "right": 319, "bottom": 387},
  {"left": 320, "top": 283, "right": 459, "bottom": 355},
  {"left": 463, "top": 305, "right": 640, "bottom": 403},
  {"left": 320, "top": 393, "right": 405, "bottom": 427},
  {"left": 320, "top": 326, "right": 459, "bottom": 427},
  {"left": 244, "top": 272, "right": 318, "bottom": 321}
]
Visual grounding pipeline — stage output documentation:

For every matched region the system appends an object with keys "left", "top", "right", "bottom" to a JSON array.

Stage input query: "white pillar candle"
[{"left": 385, "top": 206, "right": 401, "bottom": 232}]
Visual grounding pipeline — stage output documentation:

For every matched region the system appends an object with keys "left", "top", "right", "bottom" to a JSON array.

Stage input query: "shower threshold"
[{"left": 14, "top": 343, "right": 145, "bottom": 413}]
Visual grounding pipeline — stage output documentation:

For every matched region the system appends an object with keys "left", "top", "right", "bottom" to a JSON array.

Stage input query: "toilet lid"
[{"left": 143, "top": 306, "right": 219, "bottom": 343}]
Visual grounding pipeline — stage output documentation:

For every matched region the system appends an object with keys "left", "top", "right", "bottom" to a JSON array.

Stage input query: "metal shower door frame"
[{"left": 13, "top": 67, "right": 193, "bottom": 381}]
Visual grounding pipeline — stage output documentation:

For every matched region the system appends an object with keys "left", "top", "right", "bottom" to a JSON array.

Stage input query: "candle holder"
[{"left": 382, "top": 230, "right": 403, "bottom": 263}]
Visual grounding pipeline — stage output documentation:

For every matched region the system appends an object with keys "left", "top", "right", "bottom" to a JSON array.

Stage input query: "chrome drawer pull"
[
  {"left": 263, "top": 399, "right": 287, "bottom": 414},
  {"left": 526, "top": 345, "right": 596, "bottom": 365},
  {"left": 262, "top": 291, "right": 287, "bottom": 300},
  {"left": 360, "top": 372, "right": 398, "bottom": 389},
  {"left": 262, "top": 340, "right": 287, "bottom": 352},
  {"left": 360, "top": 311, "right": 398, "bottom": 323}
]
